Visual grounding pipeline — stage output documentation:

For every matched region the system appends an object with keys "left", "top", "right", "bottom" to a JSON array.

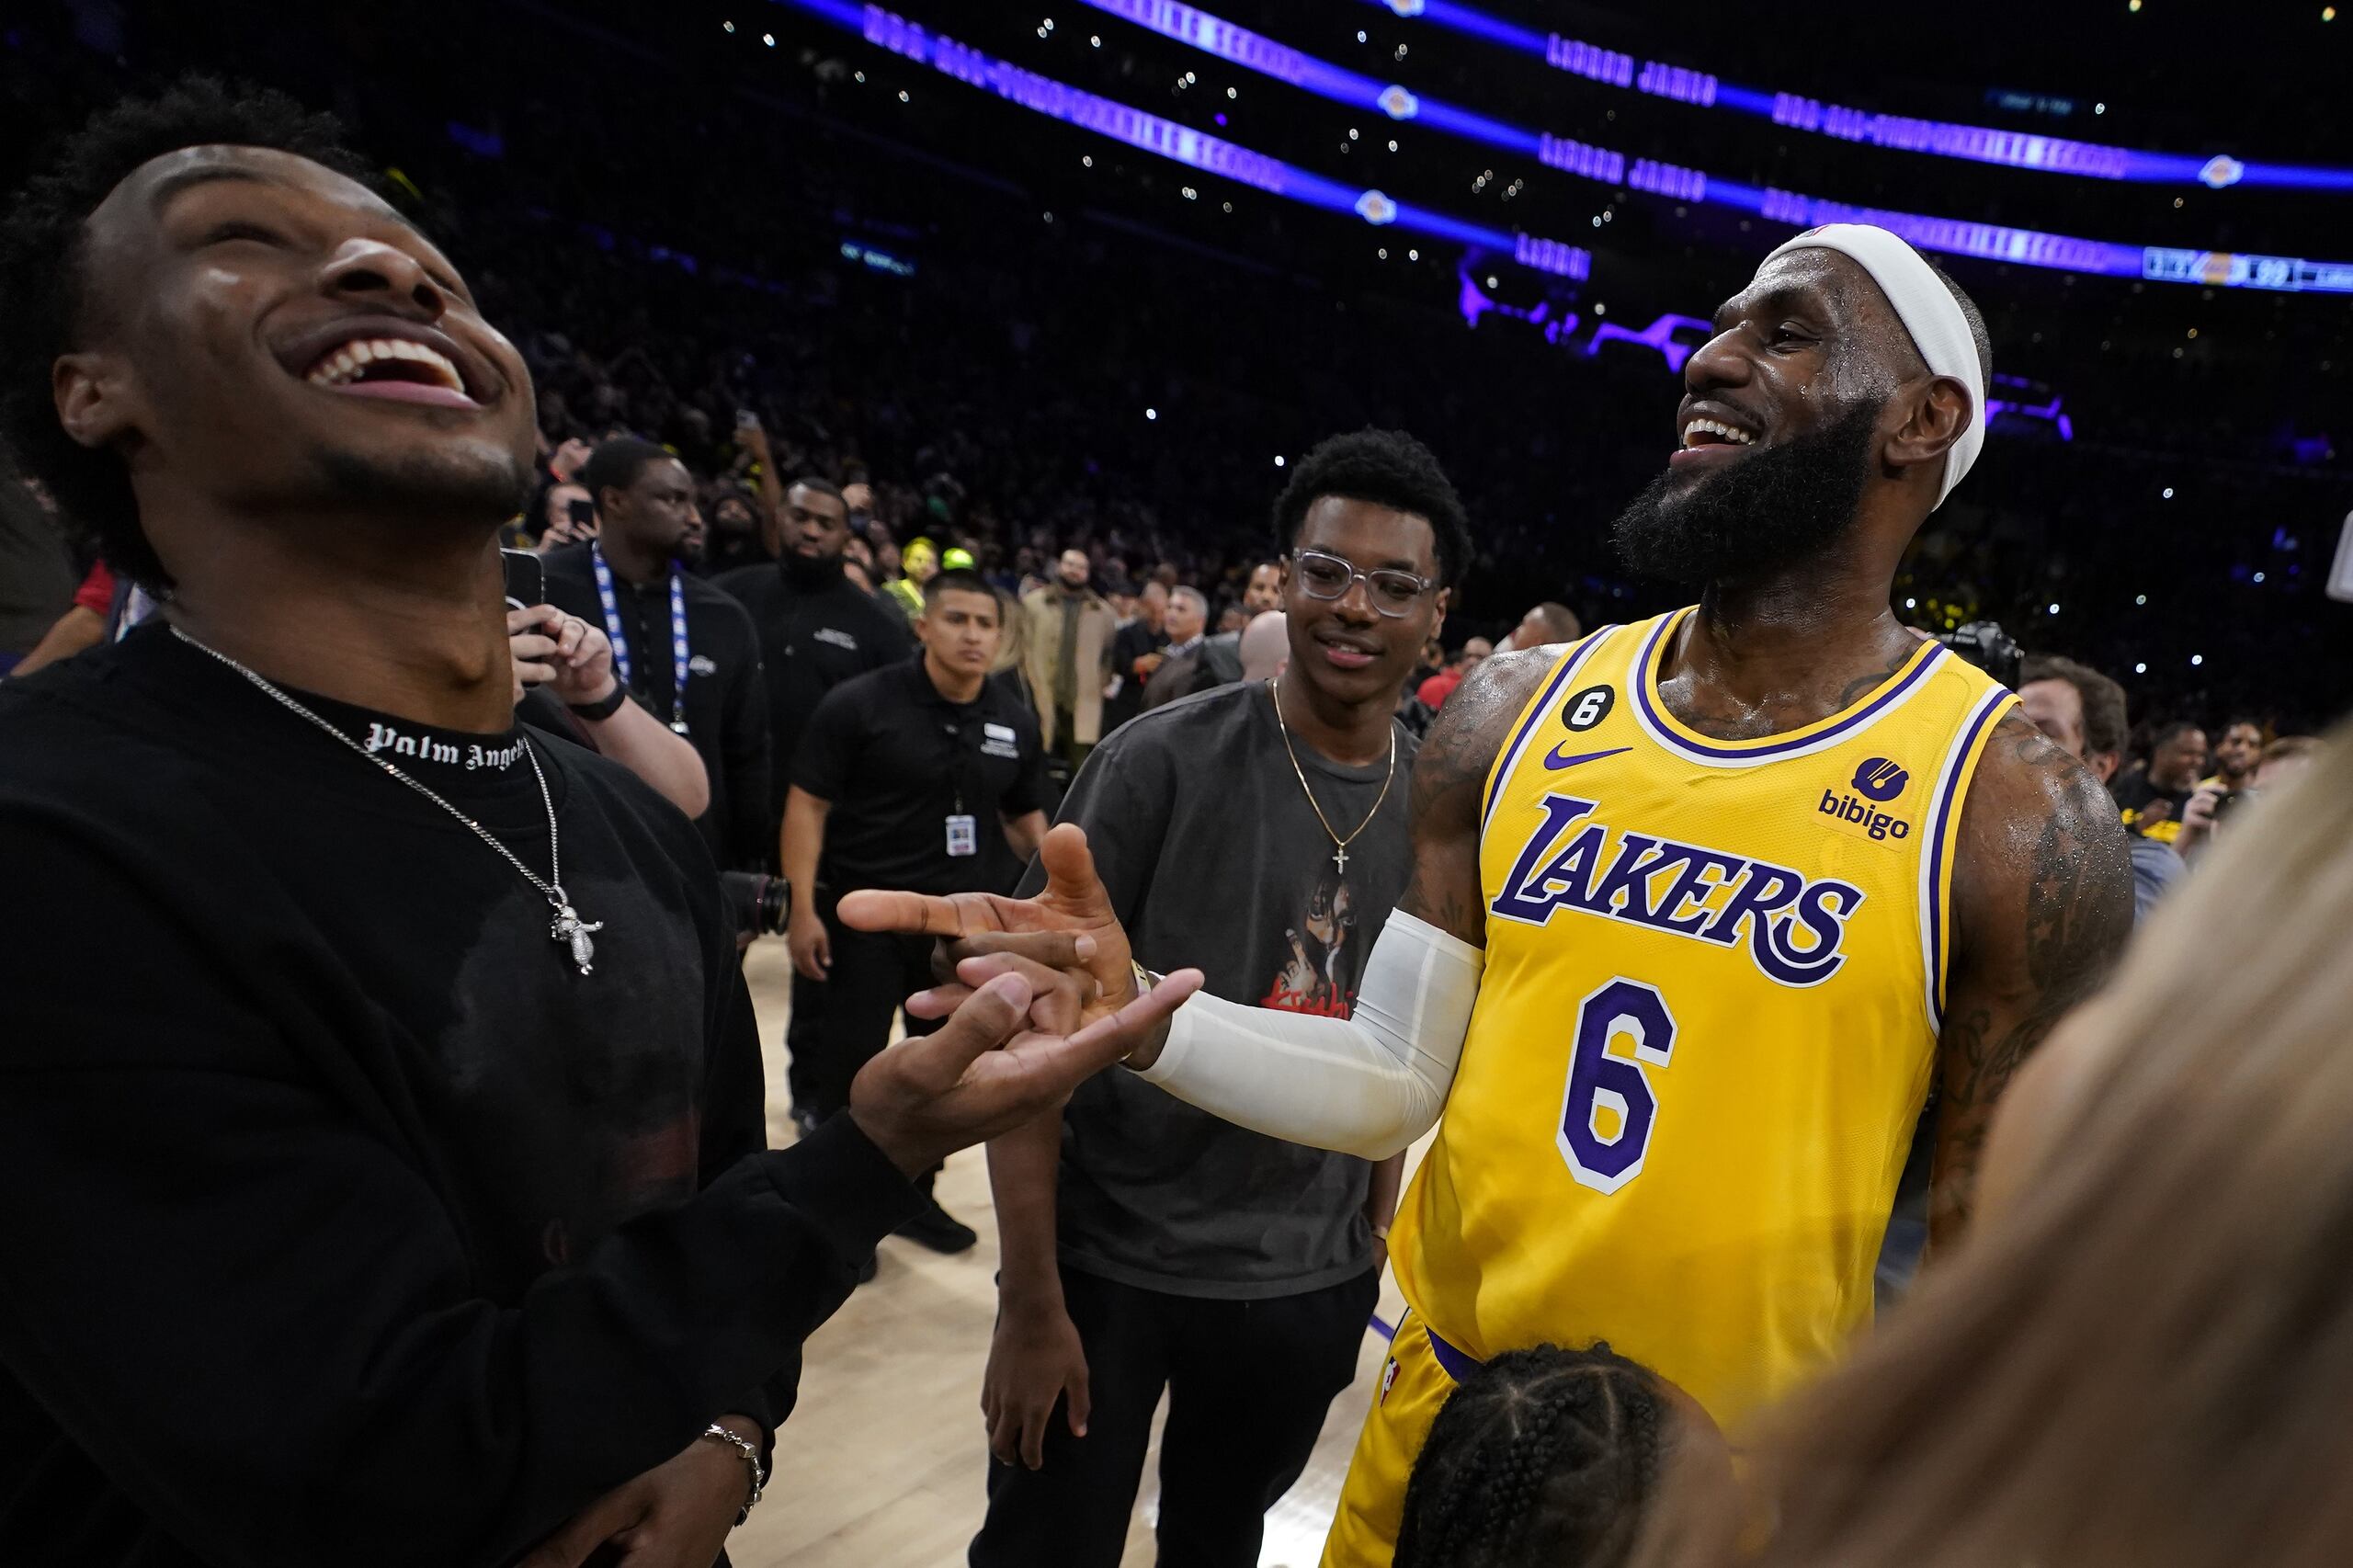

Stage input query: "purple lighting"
[
  {"left": 778, "top": 0, "right": 1589, "bottom": 282},
  {"left": 1585, "top": 312, "right": 1716, "bottom": 373},
  {"left": 1983, "top": 375, "right": 2075, "bottom": 441},
  {"left": 1393, "top": 0, "right": 2353, "bottom": 193},
  {"left": 1083, "top": 0, "right": 2353, "bottom": 290}
]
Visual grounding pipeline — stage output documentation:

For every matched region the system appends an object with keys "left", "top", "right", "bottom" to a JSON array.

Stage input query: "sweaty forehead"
[
  {"left": 95, "top": 143, "right": 404, "bottom": 236},
  {"left": 1721, "top": 249, "right": 1906, "bottom": 347}
]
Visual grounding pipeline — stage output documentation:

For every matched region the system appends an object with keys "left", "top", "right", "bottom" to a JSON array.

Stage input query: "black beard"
[
  {"left": 1610, "top": 399, "right": 1881, "bottom": 587},
  {"left": 782, "top": 550, "right": 844, "bottom": 588}
]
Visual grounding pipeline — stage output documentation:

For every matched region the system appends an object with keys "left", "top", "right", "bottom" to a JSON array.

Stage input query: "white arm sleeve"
[{"left": 1130, "top": 909, "right": 1483, "bottom": 1160}]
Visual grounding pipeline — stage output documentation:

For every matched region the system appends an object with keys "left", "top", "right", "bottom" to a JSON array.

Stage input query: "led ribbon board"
[
  {"left": 773, "top": 0, "right": 1588, "bottom": 278},
  {"left": 1376, "top": 0, "right": 2353, "bottom": 194},
  {"left": 1077, "top": 0, "right": 2353, "bottom": 292}
]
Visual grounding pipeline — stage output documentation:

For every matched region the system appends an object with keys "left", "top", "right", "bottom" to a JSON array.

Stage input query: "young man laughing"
[{"left": 0, "top": 80, "right": 1192, "bottom": 1568}]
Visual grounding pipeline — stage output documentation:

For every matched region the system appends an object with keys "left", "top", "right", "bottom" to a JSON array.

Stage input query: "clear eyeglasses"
[{"left": 1290, "top": 549, "right": 1435, "bottom": 618}]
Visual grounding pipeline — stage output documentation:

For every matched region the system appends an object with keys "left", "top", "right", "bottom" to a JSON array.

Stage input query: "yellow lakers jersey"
[{"left": 1389, "top": 607, "right": 2016, "bottom": 1429}]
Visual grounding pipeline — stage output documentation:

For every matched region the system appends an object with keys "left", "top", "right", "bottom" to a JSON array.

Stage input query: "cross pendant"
[{"left": 1333, "top": 844, "right": 1349, "bottom": 876}]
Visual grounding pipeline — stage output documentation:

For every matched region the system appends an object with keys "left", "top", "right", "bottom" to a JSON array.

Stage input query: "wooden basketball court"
[{"left": 729, "top": 942, "right": 1422, "bottom": 1568}]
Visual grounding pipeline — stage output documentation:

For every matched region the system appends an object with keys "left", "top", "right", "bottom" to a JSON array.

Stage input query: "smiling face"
[
  {"left": 1609, "top": 249, "right": 1937, "bottom": 587},
  {"left": 1284, "top": 494, "right": 1446, "bottom": 708},
  {"left": 2152, "top": 727, "right": 2210, "bottom": 793},
  {"left": 59, "top": 145, "right": 536, "bottom": 573}
]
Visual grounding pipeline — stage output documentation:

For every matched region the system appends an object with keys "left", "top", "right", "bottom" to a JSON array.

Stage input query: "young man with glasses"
[{"left": 966, "top": 430, "right": 1468, "bottom": 1566}]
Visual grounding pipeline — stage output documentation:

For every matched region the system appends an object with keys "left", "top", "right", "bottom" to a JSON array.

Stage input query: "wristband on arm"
[
  {"left": 1131, "top": 909, "right": 1483, "bottom": 1160},
  {"left": 566, "top": 684, "right": 629, "bottom": 722}
]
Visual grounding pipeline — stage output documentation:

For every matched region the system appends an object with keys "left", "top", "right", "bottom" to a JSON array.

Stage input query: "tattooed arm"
[
  {"left": 1395, "top": 646, "right": 1562, "bottom": 946},
  {"left": 1931, "top": 711, "right": 2135, "bottom": 1245}
]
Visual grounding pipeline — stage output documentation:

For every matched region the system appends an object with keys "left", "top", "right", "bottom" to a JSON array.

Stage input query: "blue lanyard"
[{"left": 589, "top": 542, "right": 691, "bottom": 734}]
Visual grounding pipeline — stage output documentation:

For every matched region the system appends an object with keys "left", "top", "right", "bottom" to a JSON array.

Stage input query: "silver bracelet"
[{"left": 699, "top": 1422, "right": 767, "bottom": 1524}]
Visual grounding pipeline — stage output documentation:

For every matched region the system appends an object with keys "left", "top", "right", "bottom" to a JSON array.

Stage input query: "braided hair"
[{"left": 1393, "top": 1342, "right": 1670, "bottom": 1568}]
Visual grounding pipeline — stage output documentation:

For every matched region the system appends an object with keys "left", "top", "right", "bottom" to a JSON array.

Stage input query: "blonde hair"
[{"left": 1644, "top": 725, "right": 2353, "bottom": 1568}]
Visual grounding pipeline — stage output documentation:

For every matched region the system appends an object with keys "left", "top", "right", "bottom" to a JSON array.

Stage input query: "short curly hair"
[
  {"left": 1272, "top": 427, "right": 1472, "bottom": 588},
  {"left": 0, "top": 76, "right": 373, "bottom": 590}
]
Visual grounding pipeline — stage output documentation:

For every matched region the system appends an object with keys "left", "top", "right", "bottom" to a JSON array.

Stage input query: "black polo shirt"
[
  {"left": 713, "top": 558, "right": 913, "bottom": 832},
  {"left": 540, "top": 542, "right": 771, "bottom": 870},
  {"left": 791, "top": 654, "right": 1051, "bottom": 895}
]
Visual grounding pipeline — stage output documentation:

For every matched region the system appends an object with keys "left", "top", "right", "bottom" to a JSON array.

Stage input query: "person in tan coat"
[{"left": 1020, "top": 549, "right": 1117, "bottom": 770}]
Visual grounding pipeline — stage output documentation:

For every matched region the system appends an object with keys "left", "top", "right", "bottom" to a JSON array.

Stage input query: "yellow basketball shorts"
[{"left": 1320, "top": 1312, "right": 1459, "bottom": 1568}]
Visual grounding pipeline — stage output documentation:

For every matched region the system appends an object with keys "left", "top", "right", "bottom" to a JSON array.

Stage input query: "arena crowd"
[{"left": 1, "top": 8, "right": 2349, "bottom": 1568}]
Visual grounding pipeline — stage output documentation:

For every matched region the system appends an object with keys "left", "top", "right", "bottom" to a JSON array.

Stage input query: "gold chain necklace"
[{"left": 1268, "top": 676, "right": 1396, "bottom": 877}]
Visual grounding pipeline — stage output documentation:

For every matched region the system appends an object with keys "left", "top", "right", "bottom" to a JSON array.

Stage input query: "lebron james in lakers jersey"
[{"left": 841, "top": 225, "right": 2136, "bottom": 1568}]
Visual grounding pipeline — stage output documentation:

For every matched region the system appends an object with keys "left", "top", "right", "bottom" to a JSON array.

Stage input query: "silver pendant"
[
  {"left": 551, "top": 903, "right": 607, "bottom": 974},
  {"left": 669, "top": 718, "right": 690, "bottom": 735}
]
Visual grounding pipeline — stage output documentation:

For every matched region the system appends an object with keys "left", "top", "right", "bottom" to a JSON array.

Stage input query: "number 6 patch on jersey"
[{"left": 1558, "top": 977, "right": 1677, "bottom": 1194}]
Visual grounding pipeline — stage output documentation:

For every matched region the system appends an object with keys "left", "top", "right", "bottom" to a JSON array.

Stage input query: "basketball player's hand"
[
  {"left": 983, "top": 1302, "right": 1090, "bottom": 1470},
  {"left": 851, "top": 968, "right": 1202, "bottom": 1177},
  {"left": 518, "top": 1416, "right": 757, "bottom": 1568},
  {"left": 838, "top": 824, "right": 1142, "bottom": 1027}
]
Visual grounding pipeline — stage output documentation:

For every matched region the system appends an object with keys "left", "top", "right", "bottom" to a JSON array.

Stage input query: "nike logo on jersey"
[
  {"left": 1491, "top": 792, "right": 1863, "bottom": 987},
  {"left": 1542, "top": 744, "right": 1633, "bottom": 771}
]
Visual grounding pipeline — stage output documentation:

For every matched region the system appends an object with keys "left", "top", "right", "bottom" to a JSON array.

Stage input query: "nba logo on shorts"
[
  {"left": 1851, "top": 756, "right": 1909, "bottom": 802},
  {"left": 1380, "top": 1356, "right": 1400, "bottom": 1405}
]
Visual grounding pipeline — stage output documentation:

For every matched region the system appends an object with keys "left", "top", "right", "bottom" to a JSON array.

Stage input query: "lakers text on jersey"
[{"left": 1387, "top": 608, "right": 2016, "bottom": 1429}]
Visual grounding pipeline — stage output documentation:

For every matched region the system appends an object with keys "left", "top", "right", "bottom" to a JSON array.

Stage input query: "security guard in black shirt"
[
  {"left": 541, "top": 438, "right": 771, "bottom": 871},
  {"left": 712, "top": 477, "right": 913, "bottom": 846},
  {"left": 783, "top": 568, "right": 1051, "bottom": 1254}
]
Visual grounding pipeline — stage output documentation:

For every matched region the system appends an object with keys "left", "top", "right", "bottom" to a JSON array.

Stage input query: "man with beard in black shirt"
[
  {"left": 0, "top": 81, "right": 1198, "bottom": 1568},
  {"left": 717, "top": 474, "right": 914, "bottom": 1131},
  {"left": 715, "top": 474, "right": 912, "bottom": 838},
  {"left": 543, "top": 437, "right": 771, "bottom": 871}
]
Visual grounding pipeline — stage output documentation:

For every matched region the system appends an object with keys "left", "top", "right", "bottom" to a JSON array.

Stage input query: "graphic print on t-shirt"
[{"left": 1259, "top": 870, "right": 1361, "bottom": 1017}]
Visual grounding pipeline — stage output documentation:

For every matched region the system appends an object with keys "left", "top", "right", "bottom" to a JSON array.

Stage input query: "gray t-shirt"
[{"left": 1022, "top": 679, "right": 1415, "bottom": 1299}]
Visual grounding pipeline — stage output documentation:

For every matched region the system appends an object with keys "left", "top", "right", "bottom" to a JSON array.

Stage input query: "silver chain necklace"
[{"left": 169, "top": 625, "right": 606, "bottom": 974}]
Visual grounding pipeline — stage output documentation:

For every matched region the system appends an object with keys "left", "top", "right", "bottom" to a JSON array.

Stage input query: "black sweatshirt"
[
  {"left": 712, "top": 556, "right": 913, "bottom": 836},
  {"left": 540, "top": 540, "right": 773, "bottom": 871},
  {"left": 0, "top": 626, "right": 921, "bottom": 1568}
]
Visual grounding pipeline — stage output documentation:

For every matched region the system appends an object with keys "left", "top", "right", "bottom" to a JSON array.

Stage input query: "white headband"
[{"left": 1761, "top": 222, "right": 1985, "bottom": 508}]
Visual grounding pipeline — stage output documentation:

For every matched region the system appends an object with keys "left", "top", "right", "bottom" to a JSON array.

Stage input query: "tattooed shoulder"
[
  {"left": 1396, "top": 646, "right": 1552, "bottom": 944},
  {"left": 1946, "top": 710, "right": 2136, "bottom": 1098}
]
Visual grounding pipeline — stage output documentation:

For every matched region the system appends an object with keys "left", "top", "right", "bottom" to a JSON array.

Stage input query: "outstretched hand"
[
  {"left": 837, "top": 824, "right": 1141, "bottom": 1029},
  {"left": 849, "top": 966, "right": 1201, "bottom": 1178}
]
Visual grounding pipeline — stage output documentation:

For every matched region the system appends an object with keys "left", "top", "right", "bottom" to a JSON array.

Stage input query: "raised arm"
[
  {"left": 841, "top": 649, "right": 1561, "bottom": 1158},
  {"left": 509, "top": 605, "right": 709, "bottom": 817},
  {"left": 1930, "top": 711, "right": 2135, "bottom": 1244}
]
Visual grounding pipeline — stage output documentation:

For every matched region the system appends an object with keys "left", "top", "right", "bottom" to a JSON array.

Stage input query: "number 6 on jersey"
[{"left": 1558, "top": 978, "right": 1677, "bottom": 1194}]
